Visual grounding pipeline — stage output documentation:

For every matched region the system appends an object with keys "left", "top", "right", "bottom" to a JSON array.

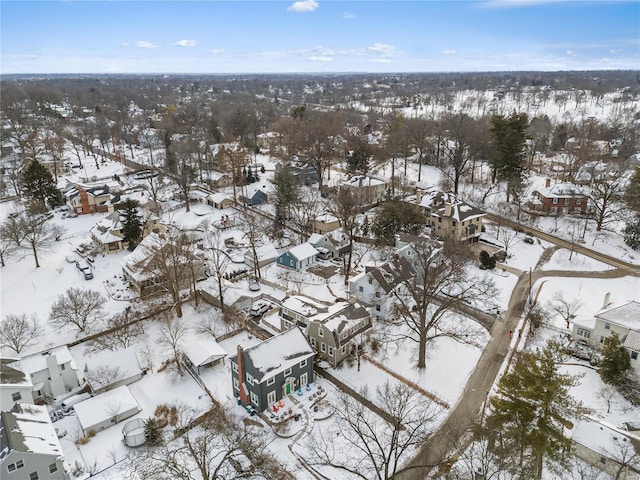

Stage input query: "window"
[
  {"left": 299, "top": 359, "right": 307, "bottom": 368},
  {"left": 321, "top": 342, "right": 326, "bottom": 353},
  {"left": 358, "top": 286, "right": 364, "bottom": 292},
  {"left": 284, "top": 367, "right": 292, "bottom": 377},
  {"left": 267, "top": 376, "right": 275, "bottom": 386},
  {"left": 60, "top": 363, "right": 66, "bottom": 370},
  {"left": 375, "top": 291, "right": 380, "bottom": 298},
  {"left": 552, "top": 197, "right": 559, "bottom": 204},
  {"left": 564, "top": 197, "right": 569, "bottom": 204},
  {"left": 632, "top": 351, "right": 638, "bottom": 360},
  {"left": 328, "top": 346, "right": 334, "bottom": 356},
  {"left": 310, "top": 337, "right": 316, "bottom": 347},
  {"left": 375, "top": 304, "right": 381, "bottom": 312},
  {"left": 318, "top": 327, "right": 324, "bottom": 337},
  {"left": 233, "top": 378, "right": 239, "bottom": 390},
  {"left": 12, "top": 460, "right": 24, "bottom": 470},
  {"left": 246, "top": 373, "right": 254, "bottom": 386},
  {"left": 232, "top": 363, "right": 238, "bottom": 373},
  {"left": 600, "top": 456, "right": 606, "bottom": 464},
  {"left": 342, "top": 346, "right": 346, "bottom": 354},
  {"left": 289, "top": 260, "right": 294, "bottom": 267},
  {"left": 577, "top": 329, "right": 591, "bottom": 339},
  {"left": 49, "top": 463, "right": 58, "bottom": 474},
  {"left": 600, "top": 336, "right": 605, "bottom": 344},
  {"left": 11, "top": 392, "right": 21, "bottom": 401},
  {"left": 250, "top": 392, "right": 258, "bottom": 406},
  {"left": 29, "top": 472, "right": 39, "bottom": 480},
  {"left": 604, "top": 322, "right": 611, "bottom": 330}
]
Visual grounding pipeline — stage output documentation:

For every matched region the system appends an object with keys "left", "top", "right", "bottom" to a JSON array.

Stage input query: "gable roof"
[
  {"left": 419, "top": 190, "right": 485, "bottom": 222},
  {"left": 0, "top": 359, "right": 31, "bottom": 387},
  {"left": 73, "top": 385, "right": 140, "bottom": 430},
  {"left": 623, "top": 330, "right": 640, "bottom": 353},
  {"left": 366, "top": 255, "right": 415, "bottom": 293},
  {"left": 535, "top": 182, "right": 586, "bottom": 199},
  {"left": 595, "top": 301, "right": 640, "bottom": 330},
  {"left": 185, "top": 338, "right": 227, "bottom": 367},
  {"left": 288, "top": 243, "right": 319, "bottom": 261},
  {"left": 1, "top": 403, "right": 64, "bottom": 457},
  {"left": 237, "top": 328, "right": 314, "bottom": 383},
  {"left": 10, "top": 346, "right": 75, "bottom": 376}
]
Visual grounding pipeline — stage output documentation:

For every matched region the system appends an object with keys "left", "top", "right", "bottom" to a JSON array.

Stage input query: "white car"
[{"left": 250, "top": 301, "right": 270, "bottom": 317}]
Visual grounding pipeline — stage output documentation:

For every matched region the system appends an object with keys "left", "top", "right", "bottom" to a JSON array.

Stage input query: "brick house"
[
  {"left": 64, "top": 185, "right": 112, "bottom": 215},
  {"left": 529, "top": 179, "right": 588, "bottom": 216},
  {"left": 230, "top": 328, "right": 315, "bottom": 413}
]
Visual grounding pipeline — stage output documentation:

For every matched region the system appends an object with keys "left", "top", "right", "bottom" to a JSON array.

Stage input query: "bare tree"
[
  {"left": 596, "top": 386, "right": 617, "bottom": 415},
  {"left": 203, "top": 228, "right": 230, "bottom": 312},
  {"left": 85, "top": 365, "right": 124, "bottom": 392},
  {"left": 547, "top": 292, "right": 582, "bottom": 329},
  {"left": 239, "top": 209, "right": 268, "bottom": 281},
  {"left": 17, "top": 211, "right": 62, "bottom": 268},
  {"left": 85, "top": 308, "right": 144, "bottom": 352},
  {"left": 587, "top": 164, "right": 626, "bottom": 232},
  {"left": 49, "top": 287, "right": 106, "bottom": 334},
  {"left": 289, "top": 187, "right": 324, "bottom": 242},
  {"left": 442, "top": 112, "right": 475, "bottom": 195},
  {"left": 158, "top": 316, "right": 187, "bottom": 377},
  {"left": 388, "top": 240, "right": 497, "bottom": 369},
  {"left": 299, "top": 110, "right": 345, "bottom": 192},
  {"left": 306, "top": 382, "right": 440, "bottom": 480},
  {"left": 169, "top": 137, "right": 198, "bottom": 213},
  {"left": 0, "top": 313, "right": 41, "bottom": 354},
  {"left": 497, "top": 227, "right": 522, "bottom": 258}
]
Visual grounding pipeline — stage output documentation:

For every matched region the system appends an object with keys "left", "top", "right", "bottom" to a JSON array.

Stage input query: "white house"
[
  {"left": 9, "top": 347, "right": 81, "bottom": 402},
  {"left": 1, "top": 403, "right": 71, "bottom": 480},
  {"left": 0, "top": 359, "right": 34, "bottom": 411},
  {"left": 73, "top": 385, "right": 141, "bottom": 435}
]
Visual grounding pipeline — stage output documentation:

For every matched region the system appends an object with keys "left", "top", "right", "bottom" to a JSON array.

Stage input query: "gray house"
[
  {"left": 276, "top": 243, "right": 319, "bottom": 271},
  {"left": 230, "top": 327, "right": 315, "bottom": 413},
  {"left": 1, "top": 403, "right": 71, "bottom": 480}
]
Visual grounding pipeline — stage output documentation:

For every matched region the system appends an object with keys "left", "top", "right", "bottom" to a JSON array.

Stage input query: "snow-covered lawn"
[{"left": 541, "top": 247, "right": 614, "bottom": 271}]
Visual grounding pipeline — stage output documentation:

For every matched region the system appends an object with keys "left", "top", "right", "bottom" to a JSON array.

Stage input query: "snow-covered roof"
[
  {"left": 206, "top": 192, "right": 233, "bottom": 204},
  {"left": 535, "top": 182, "right": 586, "bottom": 198},
  {"left": 320, "top": 303, "right": 370, "bottom": 335},
  {"left": 185, "top": 338, "right": 227, "bottom": 367},
  {"left": 1, "top": 403, "right": 64, "bottom": 457},
  {"left": 595, "top": 301, "right": 640, "bottom": 330},
  {"left": 281, "top": 295, "right": 327, "bottom": 317},
  {"left": 419, "top": 190, "right": 485, "bottom": 222},
  {"left": 83, "top": 347, "right": 142, "bottom": 379},
  {"left": 0, "top": 359, "right": 31, "bottom": 386},
  {"left": 571, "top": 415, "right": 640, "bottom": 460},
  {"left": 343, "top": 175, "right": 386, "bottom": 187},
  {"left": 74, "top": 385, "right": 140, "bottom": 431},
  {"left": 242, "top": 328, "right": 314, "bottom": 383},
  {"left": 288, "top": 242, "right": 319, "bottom": 261},
  {"left": 314, "top": 212, "right": 339, "bottom": 224},
  {"left": 10, "top": 346, "right": 75, "bottom": 376}
]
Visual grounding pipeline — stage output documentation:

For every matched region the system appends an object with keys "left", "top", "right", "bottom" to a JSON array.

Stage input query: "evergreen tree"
[
  {"left": 347, "top": 146, "right": 372, "bottom": 175},
  {"left": 600, "top": 333, "right": 631, "bottom": 385},
  {"left": 489, "top": 113, "right": 530, "bottom": 202},
  {"left": 144, "top": 417, "right": 162, "bottom": 446},
  {"left": 271, "top": 166, "right": 299, "bottom": 237},
  {"left": 20, "top": 159, "right": 61, "bottom": 210},
  {"left": 626, "top": 166, "right": 640, "bottom": 213},
  {"left": 487, "top": 341, "right": 580, "bottom": 480},
  {"left": 371, "top": 200, "right": 427, "bottom": 245},
  {"left": 119, "top": 199, "right": 143, "bottom": 251},
  {"left": 624, "top": 215, "right": 640, "bottom": 250},
  {"left": 246, "top": 166, "right": 255, "bottom": 183}
]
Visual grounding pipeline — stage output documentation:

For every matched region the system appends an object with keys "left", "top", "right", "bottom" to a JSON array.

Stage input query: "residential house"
[
  {"left": 183, "top": 338, "right": 227, "bottom": 375},
  {"left": 91, "top": 206, "right": 165, "bottom": 254},
  {"left": 276, "top": 243, "right": 319, "bottom": 271},
  {"left": 244, "top": 240, "right": 279, "bottom": 270},
  {"left": 312, "top": 212, "right": 341, "bottom": 234},
  {"left": 63, "top": 184, "right": 112, "bottom": 215},
  {"left": 205, "top": 192, "right": 234, "bottom": 210},
  {"left": 275, "top": 162, "right": 318, "bottom": 186},
  {"left": 73, "top": 385, "right": 141, "bottom": 436},
  {"left": 239, "top": 185, "right": 268, "bottom": 206},
  {"left": 348, "top": 255, "right": 415, "bottom": 320},
  {"left": 416, "top": 189, "right": 485, "bottom": 243},
  {"left": 308, "top": 232, "right": 350, "bottom": 259},
  {"left": 572, "top": 299, "right": 640, "bottom": 379},
  {"left": 340, "top": 175, "right": 388, "bottom": 205},
  {"left": 528, "top": 179, "right": 588, "bottom": 216},
  {"left": 83, "top": 347, "right": 144, "bottom": 394},
  {"left": 570, "top": 416, "right": 640, "bottom": 479},
  {"left": 256, "top": 131, "right": 281, "bottom": 151},
  {"left": 1, "top": 403, "right": 71, "bottom": 480},
  {"left": 9, "top": 347, "right": 81, "bottom": 402},
  {"left": 230, "top": 328, "right": 315, "bottom": 412},
  {"left": 279, "top": 295, "right": 372, "bottom": 367},
  {"left": 0, "top": 359, "right": 34, "bottom": 411},
  {"left": 122, "top": 232, "right": 206, "bottom": 297}
]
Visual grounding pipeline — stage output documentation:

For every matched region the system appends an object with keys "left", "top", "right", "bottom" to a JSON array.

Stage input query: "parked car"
[
  {"left": 250, "top": 301, "right": 271, "bottom": 317},
  {"left": 76, "top": 260, "right": 93, "bottom": 280}
]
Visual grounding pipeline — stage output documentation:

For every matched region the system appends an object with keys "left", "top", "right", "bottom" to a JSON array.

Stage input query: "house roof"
[
  {"left": 1, "top": 403, "right": 64, "bottom": 457},
  {"left": 366, "top": 256, "right": 415, "bottom": 294},
  {"left": 319, "top": 302, "right": 370, "bottom": 335},
  {"left": 74, "top": 385, "right": 140, "bottom": 430},
  {"left": 281, "top": 295, "right": 328, "bottom": 317},
  {"left": 535, "top": 182, "right": 586, "bottom": 198},
  {"left": 288, "top": 243, "right": 319, "bottom": 261},
  {"left": 239, "top": 328, "right": 314, "bottom": 383},
  {"left": 595, "top": 301, "right": 640, "bottom": 330},
  {"left": 206, "top": 192, "right": 233, "bottom": 204},
  {"left": 419, "top": 190, "right": 485, "bottom": 222},
  {"left": 83, "top": 347, "right": 142, "bottom": 379},
  {"left": 572, "top": 415, "right": 640, "bottom": 462},
  {"left": 10, "top": 346, "right": 75, "bottom": 376},
  {"left": 0, "top": 359, "right": 31, "bottom": 387}
]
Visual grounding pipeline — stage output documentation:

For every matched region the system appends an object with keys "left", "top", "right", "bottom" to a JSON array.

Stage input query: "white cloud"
[
  {"left": 370, "top": 58, "right": 391, "bottom": 64},
  {"left": 342, "top": 11, "right": 355, "bottom": 19},
  {"left": 175, "top": 39, "right": 197, "bottom": 47},
  {"left": 308, "top": 56, "right": 332, "bottom": 62},
  {"left": 135, "top": 41, "right": 159, "bottom": 49},
  {"left": 210, "top": 49, "right": 225, "bottom": 55},
  {"left": 287, "top": 0, "right": 318, "bottom": 13},
  {"left": 367, "top": 43, "right": 395, "bottom": 56},
  {"left": 441, "top": 49, "right": 457, "bottom": 56},
  {"left": 566, "top": 50, "right": 578, "bottom": 56}
]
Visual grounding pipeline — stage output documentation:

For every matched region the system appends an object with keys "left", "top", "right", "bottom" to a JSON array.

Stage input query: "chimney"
[
  {"left": 545, "top": 178, "right": 551, "bottom": 188},
  {"left": 236, "top": 345, "right": 249, "bottom": 405},
  {"left": 46, "top": 353, "right": 61, "bottom": 381},
  {"left": 602, "top": 292, "right": 611, "bottom": 309},
  {"left": 444, "top": 202, "right": 453, "bottom": 217}
]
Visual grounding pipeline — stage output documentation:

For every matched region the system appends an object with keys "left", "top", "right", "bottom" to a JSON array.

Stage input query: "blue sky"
[{"left": 2, "top": 1, "right": 639, "bottom": 74}]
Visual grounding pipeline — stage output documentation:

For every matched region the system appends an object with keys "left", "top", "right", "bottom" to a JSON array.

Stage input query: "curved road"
[{"left": 396, "top": 235, "right": 637, "bottom": 479}]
